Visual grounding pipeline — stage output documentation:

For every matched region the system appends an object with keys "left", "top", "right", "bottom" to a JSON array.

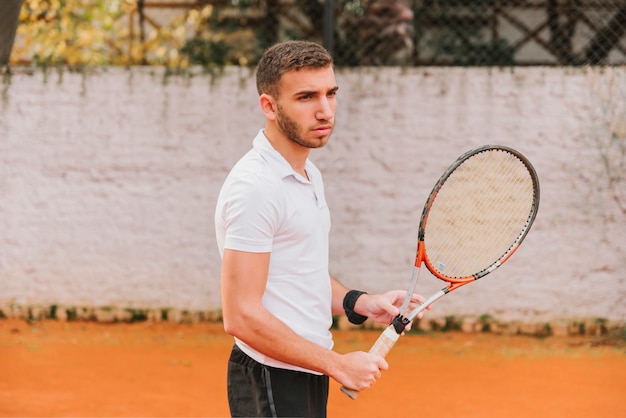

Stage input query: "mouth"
[{"left": 313, "top": 125, "right": 333, "bottom": 136}]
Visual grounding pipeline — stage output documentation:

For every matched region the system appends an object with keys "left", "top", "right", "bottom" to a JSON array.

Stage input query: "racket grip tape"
[{"left": 340, "top": 325, "right": 401, "bottom": 400}]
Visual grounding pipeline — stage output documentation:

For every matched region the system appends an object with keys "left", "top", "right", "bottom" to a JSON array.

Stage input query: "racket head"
[{"left": 416, "top": 145, "right": 540, "bottom": 284}]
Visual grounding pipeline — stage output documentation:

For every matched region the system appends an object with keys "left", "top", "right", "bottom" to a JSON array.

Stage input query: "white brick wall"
[{"left": 0, "top": 66, "right": 624, "bottom": 321}]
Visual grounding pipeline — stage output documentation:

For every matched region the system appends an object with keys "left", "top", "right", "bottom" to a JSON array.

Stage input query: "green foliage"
[
  {"left": 535, "top": 323, "right": 553, "bottom": 338},
  {"left": 428, "top": 315, "right": 463, "bottom": 332},
  {"left": 478, "top": 314, "right": 493, "bottom": 332},
  {"left": 49, "top": 305, "right": 57, "bottom": 320},
  {"left": 178, "top": 6, "right": 260, "bottom": 68},
  {"left": 180, "top": 38, "right": 228, "bottom": 67},
  {"left": 343, "top": 0, "right": 365, "bottom": 17},
  {"left": 65, "top": 307, "right": 78, "bottom": 321},
  {"left": 125, "top": 308, "right": 148, "bottom": 323}
]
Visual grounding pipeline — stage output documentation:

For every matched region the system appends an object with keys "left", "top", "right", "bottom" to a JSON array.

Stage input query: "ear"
[{"left": 259, "top": 94, "right": 278, "bottom": 121}]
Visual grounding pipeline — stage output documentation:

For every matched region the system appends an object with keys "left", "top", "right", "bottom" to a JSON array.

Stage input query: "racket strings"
[{"left": 424, "top": 149, "right": 536, "bottom": 278}]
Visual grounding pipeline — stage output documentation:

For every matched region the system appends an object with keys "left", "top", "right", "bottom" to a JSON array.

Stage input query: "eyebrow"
[{"left": 295, "top": 86, "right": 339, "bottom": 96}]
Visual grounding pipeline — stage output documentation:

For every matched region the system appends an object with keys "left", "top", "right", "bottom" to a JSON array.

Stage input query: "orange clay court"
[{"left": 0, "top": 319, "right": 624, "bottom": 418}]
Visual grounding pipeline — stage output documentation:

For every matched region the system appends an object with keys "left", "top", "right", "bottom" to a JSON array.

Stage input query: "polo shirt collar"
[{"left": 253, "top": 129, "right": 312, "bottom": 183}]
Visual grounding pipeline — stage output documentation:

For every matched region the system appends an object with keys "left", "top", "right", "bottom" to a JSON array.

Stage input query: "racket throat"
[{"left": 398, "top": 265, "right": 422, "bottom": 316}]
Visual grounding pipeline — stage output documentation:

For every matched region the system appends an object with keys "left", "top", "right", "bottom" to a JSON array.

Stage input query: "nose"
[{"left": 316, "top": 97, "right": 334, "bottom": 121}]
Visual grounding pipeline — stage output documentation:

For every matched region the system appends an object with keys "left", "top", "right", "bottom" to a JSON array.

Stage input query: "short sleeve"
[{"left": 218, "top": 171, "right": 283, "bottom": 253}]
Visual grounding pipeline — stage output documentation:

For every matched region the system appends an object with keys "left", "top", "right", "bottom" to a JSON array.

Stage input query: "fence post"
[
  {"left": 0, "top": 0, "right": 24, "bottom": 66},
  {"left": 323, "top": 0, "right": 334, "bottom": 56}
]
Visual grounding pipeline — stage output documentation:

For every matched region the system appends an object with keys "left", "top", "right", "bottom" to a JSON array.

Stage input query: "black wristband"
[{"left": 343, "top": 290, "right": 368, "bottom": 325}]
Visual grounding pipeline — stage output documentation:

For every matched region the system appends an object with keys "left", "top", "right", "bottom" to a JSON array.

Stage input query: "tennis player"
[{"left": 215, "top": 40, "right": 426, "bottom": 417}]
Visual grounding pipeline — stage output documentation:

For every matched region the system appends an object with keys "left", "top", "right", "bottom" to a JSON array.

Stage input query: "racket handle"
[{"left": 340, "top": 325, "right": 401, "bottom": 400}]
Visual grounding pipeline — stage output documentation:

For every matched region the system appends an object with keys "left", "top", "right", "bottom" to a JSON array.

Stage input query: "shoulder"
[
  {"left": 217, "top": 149, "right": 288, "bottom": 225},
  {"left": 224, "top": 149, "right": 284, "bottom": 199}
]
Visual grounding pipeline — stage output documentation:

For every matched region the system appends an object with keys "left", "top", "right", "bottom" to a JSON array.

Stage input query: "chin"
[{"left": 311, "top": 136, "right": 330, "bottom": 148}]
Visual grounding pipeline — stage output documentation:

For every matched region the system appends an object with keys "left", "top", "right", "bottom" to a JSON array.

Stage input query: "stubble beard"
[{"left": 276, "top": 104, "right": 331, "bottom": 149}]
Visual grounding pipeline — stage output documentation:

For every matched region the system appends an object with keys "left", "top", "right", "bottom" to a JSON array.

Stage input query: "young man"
[{"left": 215, "top": 40, "right": 425, "bottom": 417}]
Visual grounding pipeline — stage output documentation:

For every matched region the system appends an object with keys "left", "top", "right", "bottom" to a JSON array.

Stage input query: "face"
[{"left": 273, "top": 66, "right": 338, "bottom": 149}]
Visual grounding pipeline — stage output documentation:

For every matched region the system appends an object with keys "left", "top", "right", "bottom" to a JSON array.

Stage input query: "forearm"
[
  {"left": 331, "top": 276, "right": 371, "bottom": 325},
  {"left": 224, "top": 269, "right": 391, "bottom": 390},
  {"left": 330, "top": 275, "right": 350, "bottom": 315},
  {"left": 222, "top": 251, "right": 343, "bottom": 376},
  {"left": 331, "top": 275, "right": 419, "bottom": 325},
  {"left": 224, "top": 301, "right": 342, "bottom": 376}
]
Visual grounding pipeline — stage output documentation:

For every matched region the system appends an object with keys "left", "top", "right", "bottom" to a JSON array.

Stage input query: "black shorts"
[{"left": 227, "top": 344, "right": 329, "bottom": 418}]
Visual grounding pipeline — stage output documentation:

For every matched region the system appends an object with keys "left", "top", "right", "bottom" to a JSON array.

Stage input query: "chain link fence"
[
  {"left": 344, "top": 0, "right": 626, "bottom": 66},
  {"left": 4, "top": 0, "right": 626, "bottom": 67}
]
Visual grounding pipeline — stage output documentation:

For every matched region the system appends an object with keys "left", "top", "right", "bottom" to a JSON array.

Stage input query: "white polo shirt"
[{"left": 215, "top": 130, "right": 333, "bottom": 373}]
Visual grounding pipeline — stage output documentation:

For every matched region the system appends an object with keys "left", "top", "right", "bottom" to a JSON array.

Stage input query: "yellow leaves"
[
  {"left": 77, "top": 29, "right": 95, "bottom": 46},
  {"left": 200, "top": 5, "right": 213, "bottom": 19},
  {"left": 122, "top": 0, "right": 137, "bottom": 14},
  {"left": 187, "top": 9, "right": 199, "bottom": 25},
  {"left": 102, "top": 15, "right": 114, "bottom": 30},
  {"left": 13, "top": 0, "right": 110, "bottom": 65},
  {"left": 108, "top": 0, "right": 122, "bottom": 14},
  {"left": 11, "top": 0, "right": 253, "bottom": 68},
  {"left": 172, "top": 25, "right": 187, "bottom": 41},
  {"left": 187, "top": 5, "right": 213, "bottom": 28},
  {"left": 155, "top": 46, "right": 167, "bottom": 59}
]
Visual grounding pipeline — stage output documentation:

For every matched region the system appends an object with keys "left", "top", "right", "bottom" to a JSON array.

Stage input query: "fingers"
[
  {"left": 348, "top": 370, "right": 384, "bottom": 391},
  {"left": 406, "top": 293, "right": 432, "bottom": 321},
  {"left": 364, "top": 355, "right": 388, "bottom": 389},
  {"left": 366, "top": 363, "right": 385, "bottom": 389},
  {"left": 410, "top": 292, "right": 426, "bottom": 305},
  {"left": 340, "top": 351, "right": 390, "bottom": 392},
  {"left": 411, "top": 293, "right": 424, "bottom": 302},
  {"left": 376, "top": 356, "right": 389, "bottom": 371},
  {"left": 375, "top": 297, "right": 400, "bottom": 318},
  {"left": 373, "top": 356, "right": 388, "bottom": 385},
  {"left": 380, "top": 293, "right": 403, "bottom": 315},
  {"left": 364, "top": 291, "right": 433, "bottom": 326},
  {"left": 407, "top": 293, "right": 432, "bottom": 311},
  {"left": 385, "top": 301, "right": 400, "bottom": 317}
]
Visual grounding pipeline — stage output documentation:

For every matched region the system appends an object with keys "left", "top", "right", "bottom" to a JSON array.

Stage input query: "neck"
[{"left": 263, "top": 127, "right": 310, "bottom": 177}]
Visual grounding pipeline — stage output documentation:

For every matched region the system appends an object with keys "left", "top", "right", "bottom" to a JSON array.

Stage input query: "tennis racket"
[{"left": 341, "top": 144, "right": 540, "bottom": 399}]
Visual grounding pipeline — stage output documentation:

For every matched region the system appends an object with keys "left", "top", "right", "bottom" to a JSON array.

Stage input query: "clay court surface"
[{"left": 1, "top": 319, "right": 624, "bottom": 418}]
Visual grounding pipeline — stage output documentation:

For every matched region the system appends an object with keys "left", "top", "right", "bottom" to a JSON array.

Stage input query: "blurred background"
[{"left": 3, "top": 0, "right": 626, "bottom": 68}]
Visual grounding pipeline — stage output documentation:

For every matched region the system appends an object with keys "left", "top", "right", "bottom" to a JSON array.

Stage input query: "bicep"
[{"left": 220, "top": 249, "right": 271, "bottom": 334}]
